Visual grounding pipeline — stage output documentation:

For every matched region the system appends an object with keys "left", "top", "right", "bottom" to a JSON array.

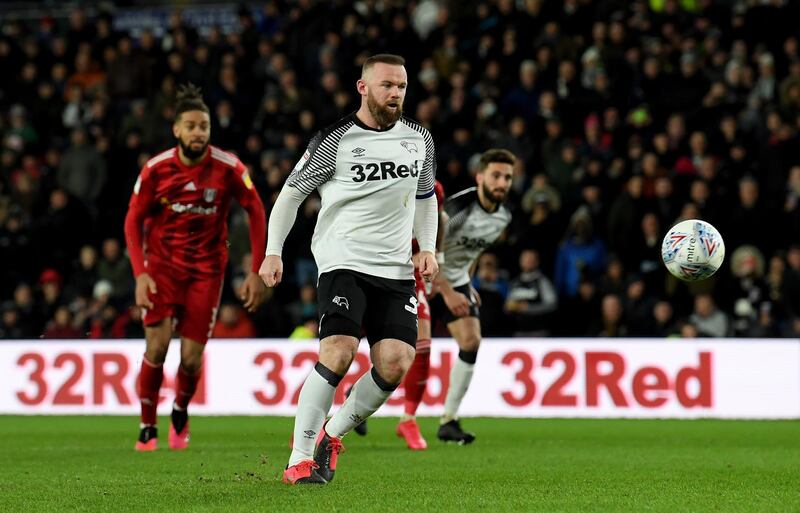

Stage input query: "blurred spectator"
[
  {"left": 12, "top": 283, "right": 37, "bottom": 337},
  {"left": 726, "top": 245, "right": 769, "bottom": 336},
  {"left": 37, "top": 268, "right": 63, "bottom": 328},
  {"left": 471, "top": 252, "right": 510, "bottom": 337},
  {"left": 588, "top": 294, "right": 628, "bottom": 337},
  {"left": 289, "top": 317, "right": 319, "bottom": 340},
  {"left": 57, "top": 127, "right": 106, "bottom": 213},
  {"left": 690, "top": 294, "right": 731, "bottom": 338},
  {"left": 0, "top": 301, "right": 24, "bottom": 339},
  {"left": 782, "top": 245, "right": 800, "bottom": 320},
  {"left": 504, "top": 249, "right": 557, "bottom": 336},
  {"left": 96, "top": 238, "right": 131, "bottom": 302},
  {"left": 42, "top": 305, "right": 82, "bottom": 339},
  {"left": 212, "top": 304, "right": 256, "bottom": 339},
  {"left": 607, "top": 175, "right": 644, "bottom": 266},
  {"left": 34, "top": 188, "right": 91, "bottom": 271},
  {"left": 64, "top": 245, "right": 99, "bottom": 301},
  {"left": 650, "top": 300, "right": 677, "bottom": 338},
  {"left": 555, "top": 207, "right": 607, "bottom": 297},
  {"left": 87, "top": 280, "right": 118, "bottom": 338},
  {"left": 624, "top": 275, "right": 656, "bottom": 336}
]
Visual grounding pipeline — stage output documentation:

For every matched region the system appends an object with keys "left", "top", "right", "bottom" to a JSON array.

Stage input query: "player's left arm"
[
  {"left": 231, "top": 161, "right": 268, "bottom": 312},
  {"left": 414, "top": 130, "right": 439, "bottom": 282}
]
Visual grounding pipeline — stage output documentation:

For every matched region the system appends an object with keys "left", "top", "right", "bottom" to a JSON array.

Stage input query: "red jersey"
[
  {"left": 412, "top": 180, "right": 445, "bottom": 254},
  {"left": 124, "top": 145, "right": 266, "bottom": 278}
]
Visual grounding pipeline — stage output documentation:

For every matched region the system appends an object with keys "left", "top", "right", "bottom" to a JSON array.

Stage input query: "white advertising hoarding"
[{"left": 1, "top": 339, "right": 798, "bottom": 418}]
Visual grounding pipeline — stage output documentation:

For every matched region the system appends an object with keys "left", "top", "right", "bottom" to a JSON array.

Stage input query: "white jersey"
[
  {"left": 286, "top": 113, "right": 436, "bottom": 280},
  {"left": 441, "top": 187, "right": 512, "bottom": 287}
]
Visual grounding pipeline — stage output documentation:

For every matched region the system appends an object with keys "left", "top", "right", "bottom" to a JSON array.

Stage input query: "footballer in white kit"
[
  {"left": 429, "top": 149, "right": 515, "bottom": 444},
  {"left": 259, "top": 54, "right": 439, "bottom": 485}
]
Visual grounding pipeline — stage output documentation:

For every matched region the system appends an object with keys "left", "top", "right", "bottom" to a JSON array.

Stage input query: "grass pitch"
[{"left": 2, "top": 416, "right": 799, "bottom": 512}]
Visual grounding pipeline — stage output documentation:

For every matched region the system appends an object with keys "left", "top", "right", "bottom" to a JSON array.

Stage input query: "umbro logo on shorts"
[{"left": 332, "top": 296, "right": 350, "bottom": 310}]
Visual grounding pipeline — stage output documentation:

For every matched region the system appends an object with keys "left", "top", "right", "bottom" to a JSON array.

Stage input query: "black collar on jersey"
[{"left": 351, "top": 111, "right": 397, "bottom": 132}]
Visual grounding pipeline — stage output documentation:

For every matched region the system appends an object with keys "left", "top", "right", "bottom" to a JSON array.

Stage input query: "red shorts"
[
  {"left": 141, "top": 265, "right": 224, "bottom": 344},
  {"left": 414, "top": 269, "right": 431, "bottom": 322}
]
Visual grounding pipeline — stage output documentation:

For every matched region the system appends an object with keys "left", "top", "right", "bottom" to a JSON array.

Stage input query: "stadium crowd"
[{"left": 1, "top": 0, "right": 799, "bottom": 340}]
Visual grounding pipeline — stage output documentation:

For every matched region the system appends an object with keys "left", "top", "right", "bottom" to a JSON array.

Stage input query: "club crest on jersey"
[
  {"left": 203, "top": 188, "right": 217, "bottom": 202},
  {"left": 400, "top": 141, "right": 418, "bottom": 153},
  {"left": 332, "top": 296, "right": 350, "bottom": 310}
]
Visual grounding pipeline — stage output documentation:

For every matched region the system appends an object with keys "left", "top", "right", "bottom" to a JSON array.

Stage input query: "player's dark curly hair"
[
  {"left": 479, "top": 148, "right": 517, "bottom": 170},
  {"left": 174, "top": 83, "right": 209, "bottom": 121}
]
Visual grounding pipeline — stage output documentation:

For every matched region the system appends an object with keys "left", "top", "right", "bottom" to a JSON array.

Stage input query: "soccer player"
[
  {"left": 429, "top": 149, "right": 514, "bottom": 444},
  {"left": 259, "top": 54, "right": 439, "bottom": 485},
  {"left": 124, "top": 84, "right": 267, "bottom": 451}
]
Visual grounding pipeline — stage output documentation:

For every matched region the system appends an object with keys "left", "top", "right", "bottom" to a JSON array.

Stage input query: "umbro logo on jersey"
[
  {"left": 351, "top": 147, "right": 366, "bottom": 158},
  {"left": 332, "top": 296, "right": 350, "bottom": 310},
  {"left": 400, "top": 141, "right": 418, "bottom": 153},
  {"left": 183, "top": 181, "right": 197, "bottom": 191}
]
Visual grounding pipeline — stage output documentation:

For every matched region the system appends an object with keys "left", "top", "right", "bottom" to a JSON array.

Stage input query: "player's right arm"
[
  {"left": 124, "top": 165, "right": 157, "bottom": 309},
  {"left": 259, "top": 131, "right": 334, "bottom": 287}
]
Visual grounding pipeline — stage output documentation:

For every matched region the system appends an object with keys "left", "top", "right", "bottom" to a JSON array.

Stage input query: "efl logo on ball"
[{"left": 661, "top": 219, "right": 725, "bottom": 282}]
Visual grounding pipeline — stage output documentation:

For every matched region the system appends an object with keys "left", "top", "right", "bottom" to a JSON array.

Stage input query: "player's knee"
[
  {"left": 144, "top": 345, "right": 168, "bottom": 365},
  {"left": 458, "top": 333, "right": 481, "bottom": 352},
  {"left": 319, "top": 339, "right": 357, "bottom": 375},
  {"left": 375, "top": 344, "right": 415, "bottom": 383},
  {"left": 180, "top": 356, "right": 202, "bottom": 375}
]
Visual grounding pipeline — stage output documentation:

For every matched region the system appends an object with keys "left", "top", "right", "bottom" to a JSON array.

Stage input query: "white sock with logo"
[
  {"left": 326, "top": 368, "right": 397, "bottom": 439},
  {"left": 288, "top": 363, "right": 340, "bottom": 467},
  {"left": 442, "top": 352, "right": 476, "bottom": 423}
]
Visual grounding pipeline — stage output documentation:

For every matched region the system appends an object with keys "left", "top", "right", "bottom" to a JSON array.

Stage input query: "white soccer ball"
[{"left": 661, "top": 219, "right": 725, "bottom": 282}]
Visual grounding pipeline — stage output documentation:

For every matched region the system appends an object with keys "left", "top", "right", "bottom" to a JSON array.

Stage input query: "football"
[{"left": 661, "top": 219, "right": 726, "bottom": 282}]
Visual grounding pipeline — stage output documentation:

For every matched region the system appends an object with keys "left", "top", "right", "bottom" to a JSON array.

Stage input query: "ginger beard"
[{"left": 367, "top": 89, "right": 403, "bottom": 127}]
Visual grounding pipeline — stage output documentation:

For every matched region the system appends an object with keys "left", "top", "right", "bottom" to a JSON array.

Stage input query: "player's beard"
[
  {"left": 367, "top": 92, "right": 402, "bottom": 128},
  {"left": 482, "top": 182, "right": 508, "bottom": 205},
  {"left": 179, "top": 139, "right": 208, "bottom": 161}
]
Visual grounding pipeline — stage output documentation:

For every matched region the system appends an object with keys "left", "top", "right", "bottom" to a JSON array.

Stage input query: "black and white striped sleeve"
[
  {"left": 416, "top": 127, "right": 436, "bottom": 198},
  {"left": 444, "top": 188, "right": 476, "bottom": 236},
  {"left": 285, "top": 129, "right": 339, "bottom": 195}
]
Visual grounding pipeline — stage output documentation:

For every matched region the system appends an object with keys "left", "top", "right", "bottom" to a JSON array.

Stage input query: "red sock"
[
  {"left": 403, "top": 339, "right": 431, "bottom": 416},
  {"left": 138, "top": 357, "right": 163, "bottom": 426},
  {"left": 174, "top": 365, "right": 201, "bottom": 410}
]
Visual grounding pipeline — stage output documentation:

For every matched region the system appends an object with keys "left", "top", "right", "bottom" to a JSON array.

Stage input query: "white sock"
[
  {"left": 326, "top": 369, "right": 396, "bottom": 438},
  {"left": 442, "top": 357, "right": 475, "bottom": 422},
  {"left": 287, "top": 364, "right": 339, "bottom": 466}
]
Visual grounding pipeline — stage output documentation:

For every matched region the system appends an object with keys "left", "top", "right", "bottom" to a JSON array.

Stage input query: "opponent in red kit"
[
  {"left": 124, "top": 84, "right": 267, "bottom": 451},
  {"left": 351, "top": 180, "right": 446, "bottom": 449}
]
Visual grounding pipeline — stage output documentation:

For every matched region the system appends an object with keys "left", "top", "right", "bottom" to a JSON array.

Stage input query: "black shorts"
[
  {"left": 430, "top": 283, "right": 481, "bottom": 325},
  {"left": 317, "top": 269, "right": 418, "bottom": 347}
]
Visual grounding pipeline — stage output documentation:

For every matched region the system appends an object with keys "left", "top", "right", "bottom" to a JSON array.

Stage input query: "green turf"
[{"left": 1, "top": 416, "right": 799, "bottom": 512}]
